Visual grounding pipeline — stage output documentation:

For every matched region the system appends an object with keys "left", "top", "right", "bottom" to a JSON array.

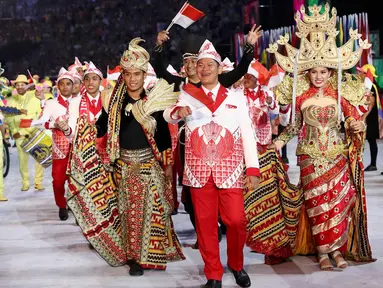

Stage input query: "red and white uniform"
[
  {"left": 164, "top": 82, "right": 260, "bottom": 281},
  {"left": 38, "top": 95, "right": 72, "bottom": 208},
  {"left": 245, "top": 86, "right": 279, "bottom": 146},
  {"left": 165, "top": 84, "right": 260, "bottom": 188}
]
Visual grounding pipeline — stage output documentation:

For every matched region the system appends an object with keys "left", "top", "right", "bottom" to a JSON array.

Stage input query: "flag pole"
[{"left": 165, "top": 1, "right": 188, "bottom": 32}]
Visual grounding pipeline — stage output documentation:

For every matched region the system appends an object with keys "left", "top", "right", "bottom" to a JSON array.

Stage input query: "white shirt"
[
  {"left": 87, "top": 92, "right": 100, "bottom": 105},
  {"left": 201, "top": 83, "right": 220, "bottom": 101}
]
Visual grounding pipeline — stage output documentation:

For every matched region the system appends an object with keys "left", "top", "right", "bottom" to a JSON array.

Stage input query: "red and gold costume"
[{"left": 264, "top": 3, "right": 374, "bottom": 264}]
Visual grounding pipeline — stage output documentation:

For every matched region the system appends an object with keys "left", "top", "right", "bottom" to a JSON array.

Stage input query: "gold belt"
[{"left": 119, "top": 148, "right": 153, "bottom": 164}]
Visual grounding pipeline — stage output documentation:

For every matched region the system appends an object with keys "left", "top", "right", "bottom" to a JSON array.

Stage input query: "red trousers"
[
  {"left": 190, "top": 175, "right": 247, "bottom": 281},
  {"left": 52, "top": 157, "right": 69, "bottom": 208}
]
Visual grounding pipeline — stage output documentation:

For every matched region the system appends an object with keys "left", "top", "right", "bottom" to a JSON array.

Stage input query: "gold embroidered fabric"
[
  {"left": 276, "top": 73, "right": 366, "bottom": 108},
  {"left": 132, "top": 79, "right": 178, "bottom": 135}
]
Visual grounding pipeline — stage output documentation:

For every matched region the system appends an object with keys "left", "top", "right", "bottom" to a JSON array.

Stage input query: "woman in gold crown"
[{"left": 268, "top": 4, "right": 374, "bottom": 270}]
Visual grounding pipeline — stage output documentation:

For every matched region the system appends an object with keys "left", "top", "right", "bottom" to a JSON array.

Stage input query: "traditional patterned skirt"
[
  {"left": 67, "top": 116, "right": 184, "bottom": 268},
  {"left": 244, "top": 148, "right": 303, "bottom": 258},
  {"left": 299, "top": 154, "right": 356, "bottom": 255},
  {"left": 114, "top": 148, "right": 184, "bottom": 269}
]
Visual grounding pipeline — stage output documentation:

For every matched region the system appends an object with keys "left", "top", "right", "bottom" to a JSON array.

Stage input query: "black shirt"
[{"left": 96, "top": 91, "right": 172, "bottom": 153}]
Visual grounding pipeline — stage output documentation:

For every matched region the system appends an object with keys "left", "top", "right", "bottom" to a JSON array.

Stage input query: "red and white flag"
[
  {"left": 364, "top": 69, "right": 374, "bottom": 91},
  {"left": 107, "top": 65, "right": 120, "bottom": 80},
  {"left": 170, "top": 2, "right": 205, "bottom": 30},
  {"left": 267, "top": 64, "right": 285, "bottom": 88},
  {"left": 247, "top": 60, "right": 269, "bottom": 86}
]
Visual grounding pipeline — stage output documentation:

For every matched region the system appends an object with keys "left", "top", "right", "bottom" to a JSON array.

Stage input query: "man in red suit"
[
  {"left": 165, "top": 40, "right": 260, "bottom": 288},
  {"left": 21, "top": 68, "right": 75, "bottom": 220}
]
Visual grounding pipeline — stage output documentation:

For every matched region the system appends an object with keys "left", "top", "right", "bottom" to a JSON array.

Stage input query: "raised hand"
[
  {"left": 246, "top": 24, "right": 263, "bottom": 46},
  {"left": 156, "top": 30, "right": 170, "bottom": 46}
]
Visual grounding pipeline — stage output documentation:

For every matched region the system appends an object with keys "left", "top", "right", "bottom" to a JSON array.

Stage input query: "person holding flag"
[{"left": 357, "top": 64, "right": 380, "bottom": 172}]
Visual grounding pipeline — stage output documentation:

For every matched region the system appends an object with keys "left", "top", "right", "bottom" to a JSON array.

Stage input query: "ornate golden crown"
[
  {"left": 267, "top": 4, "right": 371, "bottom": 73},
  {"left": 120, "top": 38, "right": 150, "bottom": 72}
]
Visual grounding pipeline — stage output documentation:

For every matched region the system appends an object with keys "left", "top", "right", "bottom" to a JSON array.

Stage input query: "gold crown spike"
[{"left": 267, "top": 3, "right": 372, "bottom": 73}]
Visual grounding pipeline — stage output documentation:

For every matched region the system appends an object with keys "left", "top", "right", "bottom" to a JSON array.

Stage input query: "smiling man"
[
  {"left": 164, "top": 40, "right": 260, "bottom": 288},
  {"left": 23, "top": 68, "right": 75, "bottom": 220},
  {"left": 85, "top": 38, "right": 184, "bottom": 275}
]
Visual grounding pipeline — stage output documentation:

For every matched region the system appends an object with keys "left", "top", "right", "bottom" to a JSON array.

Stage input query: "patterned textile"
[
  {"left": 67, "top": 116, "right": 184, "bottom": 268},
  {"left": 245, "top": 148, "right": 303, "bottom": 257},
  {"left": 114, "top": 149, "right": 184, "bottom": 269},
  {"left": 67, "top": 115, "right": 126, "bottom": 267},
  {"left": 344, "top": 118, "right": 375, "bottom": 262},
  {"left": 299, "top": 153, "right": 356, "bottom": 255},
  {"left": 183, "top": 126, "right": 245, "bottom": 189},
  {"left": 52, "top": 130, "right": 70, "bottom": 159}
]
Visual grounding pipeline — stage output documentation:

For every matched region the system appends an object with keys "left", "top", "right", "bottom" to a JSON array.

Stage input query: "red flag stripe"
[{"left": 181, "top": 4, "right": 205, "bottom": 21}]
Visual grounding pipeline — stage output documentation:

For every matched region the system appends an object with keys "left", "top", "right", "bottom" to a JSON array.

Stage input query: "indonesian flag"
[
  {"left": 247, "top": 60, "right": 269, "bottom": 86},
  {"left": 107, "top": 65, "right": 120, "bottom": 80},
  {"left": 267, "top": 64, "right": 285, "bottom": 88},
  {"left": 364, "top": 69, "right": 374, "bottom": 91},
  {"left": 172, "top": 3, "right": 205, "bottom": 29}
]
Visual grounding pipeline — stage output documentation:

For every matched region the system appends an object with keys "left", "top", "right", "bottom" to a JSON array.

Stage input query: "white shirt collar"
[
  {"left": 87, "top": 92, "right": 100, "bottom": 103},
  {"left": 201, "top": 83, "right": 220, "bottom": 101}
]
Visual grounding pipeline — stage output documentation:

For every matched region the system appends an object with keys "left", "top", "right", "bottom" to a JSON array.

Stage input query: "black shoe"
[
  {"left": 381, "top": 172, "right": 383, "bottom": 175},
  {"left": 202, "top": 280, "right": 222, "bottom": 288},
  {"left": 129, "top": 262, "right": 144, "bottom": 276},
  {"left": 59, "top": 208, "right": 68, "bottom": 221},
  {"left": 218, "top": 226, "right": 222, "bottom": 243},
  {"left": 228, "top": 266, "right": 251, "bottom": 288},
  {"left": 365, "top": 165, "right": 377, "bottom": 172},
  {"left": 192, "top": 240, "right": 199, "bottom": 249},
  {"left": 282, "top": 157, "right": 289, "bottom": 164},
  {"left": 171, "top": 208, "right": 178, "bottom": 215}
]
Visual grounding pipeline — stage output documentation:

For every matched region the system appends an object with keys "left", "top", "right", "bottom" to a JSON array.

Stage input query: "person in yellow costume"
[{"left": 6, "top": 74, "right": 44, "bottom": 191}]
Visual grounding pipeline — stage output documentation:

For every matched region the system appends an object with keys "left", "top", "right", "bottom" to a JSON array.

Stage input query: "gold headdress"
[
  {"left": 120, "top": 38, "right": 150, "bottom": 72},
  {"left": 267, "top": 4, "right": 371, "bottom": 73}
]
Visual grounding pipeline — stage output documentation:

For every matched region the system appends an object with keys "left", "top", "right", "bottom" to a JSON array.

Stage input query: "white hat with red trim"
[
  {"left": 197, "top": 40, "right": 222, "bottom": 64},
  {"left": 68, "top": 57, "right": 82, "bottom": 71},
  {"left": 84, "top": 61, "right": 103, "bottom": 79},
  {"left": 222, "top": 57, "right": 234, "bottom": 72},
  {"left": 57, "top": 67, "right": 74, "bottom": 83}
]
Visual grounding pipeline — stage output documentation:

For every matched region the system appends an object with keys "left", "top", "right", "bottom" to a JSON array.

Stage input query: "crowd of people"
[
  {"left": 0, "top": 2, "right": 380, "bottom": 288},
  {"left": 1, "top": 0, "right": 243, "bottom": 80}
]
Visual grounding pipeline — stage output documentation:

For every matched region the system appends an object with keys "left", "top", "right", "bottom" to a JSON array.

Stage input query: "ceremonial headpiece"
[
  {"left": 198, "top": 40, "right": 222, "bottom": 64},
  {"left": 84, "top": 61, "right": 103, "bottom": 79},
  {"left": 268, "top": 4, "right": 371, "bottom": 125},
  {"left": 267, "top": 4, "right": 371, "bottom": 73},
  {"left": 69, "top": 69, "right": 83, "bottom": 81},
  {"left": 68, "top": 57, "right": 83, "bottom": 71},
  {"left": 222, "top": 57, "right": 234, "bottom": 72},
  {"left": 120, "top": 38, "right": 150, "bottom": 72},
  {"left": 57, "top": 67, "right": 74, "bottom": 83}
]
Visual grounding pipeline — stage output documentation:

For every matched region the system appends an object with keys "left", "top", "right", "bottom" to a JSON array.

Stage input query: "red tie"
[
  {"left": 90, "top": 99, "right": 97, "bottom": 115},
  {"left": 207, "top": 91, "right": 214, "bottom": 102}
]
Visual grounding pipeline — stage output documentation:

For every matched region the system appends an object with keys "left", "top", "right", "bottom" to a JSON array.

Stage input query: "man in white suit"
[{"left": 164, "top": 40, "right": 260, "bottom": 288}]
